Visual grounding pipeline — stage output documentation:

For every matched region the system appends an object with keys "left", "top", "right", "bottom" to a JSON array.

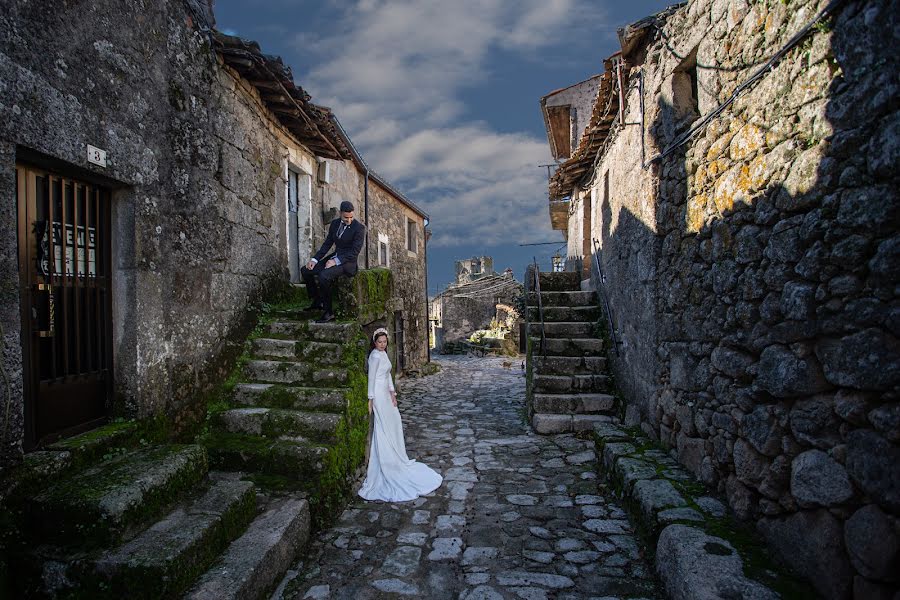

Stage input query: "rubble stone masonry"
[
  {"left": 367, "top": 180, "right": 429, "bottom": 370},
  {"left": 568, "top": 0, "right": 899, "bottom": 597},
  {"left": 0, "top": 1, "right": 321, "bottom": 462}
]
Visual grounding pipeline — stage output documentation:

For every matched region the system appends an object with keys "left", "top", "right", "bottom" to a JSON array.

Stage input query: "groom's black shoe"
[
  {"left": 316, "top": 312, "right": 335, "bottom": 323},
  {"left": 303, "top": 300, "right": 323, "bottom": 311}
]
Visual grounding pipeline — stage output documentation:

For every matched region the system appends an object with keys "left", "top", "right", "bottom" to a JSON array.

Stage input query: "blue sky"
[{"left": 213, "top": 0, "right": 672, "bottom": 293}]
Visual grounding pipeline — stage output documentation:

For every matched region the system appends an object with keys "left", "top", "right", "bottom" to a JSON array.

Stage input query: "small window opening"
[{"left": 673, "top": 46, "right": 700, "bottom": 131}]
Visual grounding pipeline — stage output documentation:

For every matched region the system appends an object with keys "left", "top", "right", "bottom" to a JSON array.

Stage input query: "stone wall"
[
  {"left": 319, "top": 157, "right": 364, "bottom": 268},
  {"left": 366, "top": 180, "right": 428, "bottom": 370},
  {"left": 563, "top": 0, "right": 899, "bottom": 597},
  {"left": 0, "top": 0, "right": 324, "bottom": 463},
  {"left": 436, "top": 274, "right": 523, "bottom": 345}
]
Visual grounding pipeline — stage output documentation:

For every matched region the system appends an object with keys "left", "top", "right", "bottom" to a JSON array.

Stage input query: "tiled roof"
[{"left": 213, "top": 31, "right": 351, "bottom": 160}]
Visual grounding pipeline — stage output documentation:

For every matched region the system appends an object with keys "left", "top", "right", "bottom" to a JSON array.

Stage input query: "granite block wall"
[
  {"left": 0, "top": 0, "right": 321, "bottom": 461},
  {"left": 366, "top": 181, "right": 428, "bottom": 370},
  {"left": 570, "top": 0, "right": 899, "bottom": 597}
]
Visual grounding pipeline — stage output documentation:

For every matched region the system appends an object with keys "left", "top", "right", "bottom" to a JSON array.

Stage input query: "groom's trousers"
[{"left": 300, "top": 259, "right": 354, "bottom": 313}]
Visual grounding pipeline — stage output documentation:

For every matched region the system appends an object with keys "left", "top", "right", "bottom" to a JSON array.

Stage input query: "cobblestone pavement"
[{"left": 276, "top": 356, "right": 659, "bottom": 600}]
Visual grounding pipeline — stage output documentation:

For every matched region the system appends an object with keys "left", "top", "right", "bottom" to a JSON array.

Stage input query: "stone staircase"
[
  {"left": 2, "top": 285, "right": 368, "bottom": 599},
  {"left": 526, "top": 271, "right": 618, "bottom": 434},
  {"left": 203, "top": 313, "right": 362, "bottom": 484}
]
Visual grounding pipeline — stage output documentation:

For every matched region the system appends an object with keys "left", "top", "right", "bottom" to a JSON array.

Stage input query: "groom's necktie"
[{"left": 337, "top": 223, "right": 347, "bottom": 238}]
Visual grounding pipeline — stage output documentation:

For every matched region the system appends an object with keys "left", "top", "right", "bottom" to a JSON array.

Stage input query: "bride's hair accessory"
[{"left": 372, "top": 327, "right": 389, "bottom": 342}]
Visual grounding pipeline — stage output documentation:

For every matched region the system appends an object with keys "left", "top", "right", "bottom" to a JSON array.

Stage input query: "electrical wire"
[{"left": 644, "top": 0, "right": 847, "bottom": 165}]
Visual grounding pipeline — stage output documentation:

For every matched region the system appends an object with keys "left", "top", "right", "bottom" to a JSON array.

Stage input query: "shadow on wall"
[{"left": 597, "top": 3, "right": 899, "bottom": 599}]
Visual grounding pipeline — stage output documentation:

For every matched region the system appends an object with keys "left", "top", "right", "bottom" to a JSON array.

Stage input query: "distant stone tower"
[{"left": 455, "top": 256, "right": 495, "bottom": 285}]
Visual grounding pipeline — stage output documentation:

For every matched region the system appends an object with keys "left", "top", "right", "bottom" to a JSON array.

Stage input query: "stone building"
[
  {"left": 432, "top": 258, "right": 522, "bottom": 350},
  {"left": 0, "top": 0, "right": 427, "bottom": 465},
  {"left": 540, "top": 75, "right": 602, "bottom": 162},
  {"left": 455, "top": 255, "right": 495, "bottom": 284},
  {"left": 542, "top": 0, "right": 899, "bottom": 598},
  {"left": 315, "top": 121, "right": 431, "bottom": 372}
]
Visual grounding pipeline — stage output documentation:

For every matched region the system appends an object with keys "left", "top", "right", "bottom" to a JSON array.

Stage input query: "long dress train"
[{"left": 358, "top": 349, "right": 442, "bottom": 502}]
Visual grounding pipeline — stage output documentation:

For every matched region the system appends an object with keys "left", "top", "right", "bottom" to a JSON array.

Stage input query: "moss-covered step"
[
  {"left": 528, "top": 305, "right": 601, "bottom": 322},
  {"left": 251, "top": 339, "right": 343, "bottom": 363},
  {"left": 532, "top": 393, "right": 616, "bottom": 414},
  {"left": 186, "top": 497, "right": 310, "bottom": 600},
  {"left": 243, "top": 360, "right": 348, "bottom": 386},
  {"left": 528, "top": 337, "right": 605, "bottom": 357},
  {"left": 532, "top": 355, "right": 607, "bottom": 374},
  {"left": 203, "top": 432, "right": 328, "bottom": 480},
  {"left": 232, "top": 384, "right": 347, "bottom": 413},
  {"left": 211, "top": 408, "right": 342, "bottom": 443},
  {"left": 533, "top": 373, "right": 611, "bottom": 394},
  {"left": 82, "top": 479, "right": 256, "bottom": 599},
  {"left": 527, "top": 290, "right": 597, "bottom": 306},
  {"left": 44, "top": 421, "right": 141, "bottom": 469},
  {"left": 27, "top": 444, "right": 208, "bottom": 547},
  {"left": 529, "top": 322, "right": 595, "bottom": 339},
  {"left": 536, "top": 272, "right": 580, "bottom": 291},
  {"left": 267, "top": 320, "right": 358, "bottom": 343}
]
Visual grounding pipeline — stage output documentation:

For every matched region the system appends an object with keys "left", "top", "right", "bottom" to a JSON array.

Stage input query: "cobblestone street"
[{"left": 277, "top": 356, "right": 658, "bottom": 599}]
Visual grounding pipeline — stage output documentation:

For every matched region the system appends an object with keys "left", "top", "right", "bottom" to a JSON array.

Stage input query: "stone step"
[
  {"left": 528, "top": 290, "right": 597, "bottom": 307},
  {"left": 233, "top": 383, "right": 347, "bottom": 413},
  {"left": 89, "top": 479, "right": 257, "bottom": 599},
  {"left": 251, "top": 338, "right": 343, "bottom": 363},
  {"left": 529, "top": 322, "right": 596, "bottom": 339},
  {"left": 186, "top": 498, "right": 311, "bottom": 600},
  {"left": 211, "top": 408, "right": 342, "bottom": 443},
  {"left": 268, "top": 320, "right": 359, "bottom": 343},
  {"left": 203, "top": 432, "right": 328, "bottom": 480},
  {"left": 528, "top": 305, "right": 600, "bottom": 322},
  {"left": 533, "top": 373, "right": 611, "bottom": 394},
  {"left": 536, "top": 271, "right": 581, "bottom": 292},
  {"left": 532, "top": 413, "right": 616, "bottom": 434},
  {"left": 533, "top": 356, "right": 607, "bottom": 375},
  {"left": 529, "top": 337, "right": 605, "bottom": 356},
  {"left": 44, "top": 420, "right": 141, "bottom": 469},
  {"left": 28, "top": 444, "right": 208, "bottom": 547},
  {"left": 532, "top": 393, "right": 617, "bottom": 414},
  {"left": 243, "top": 360, "right": 348, "bottom": 386}
]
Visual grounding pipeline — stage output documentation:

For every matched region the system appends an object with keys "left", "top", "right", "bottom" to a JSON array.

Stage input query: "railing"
[
  {"left": 531, "top": 257, "right": 547, "bottom": 357},
  {"left": 591, "top": 238, "right": 621, "bottom": 356}
]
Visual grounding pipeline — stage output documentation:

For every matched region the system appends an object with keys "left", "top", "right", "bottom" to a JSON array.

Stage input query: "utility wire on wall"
[{"left": 643, "top": 0, "right": 847, "bottom": 165}]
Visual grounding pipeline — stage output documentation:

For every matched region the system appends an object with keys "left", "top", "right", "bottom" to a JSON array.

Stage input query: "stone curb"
[{"left": 592, "top": 423, "right": 812, "bottom": 600}]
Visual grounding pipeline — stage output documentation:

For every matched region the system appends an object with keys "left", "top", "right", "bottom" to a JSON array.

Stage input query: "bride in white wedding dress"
[{"left": 358, "top": 328, "right": 442, "bottom": 502}]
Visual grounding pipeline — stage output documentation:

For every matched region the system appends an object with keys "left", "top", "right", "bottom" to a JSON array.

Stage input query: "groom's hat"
[{"left": 340, "top": 200, "right": 354, "bottom": 212}]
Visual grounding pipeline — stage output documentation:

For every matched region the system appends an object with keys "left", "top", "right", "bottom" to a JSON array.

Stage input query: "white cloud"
[{"left": 287, "top": 0, "right": 605, "bottom": 248}]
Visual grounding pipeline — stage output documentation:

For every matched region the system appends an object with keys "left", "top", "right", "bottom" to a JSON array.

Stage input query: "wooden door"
[{"left": 16, "top": 165, "right": 113, "bottom": 448}]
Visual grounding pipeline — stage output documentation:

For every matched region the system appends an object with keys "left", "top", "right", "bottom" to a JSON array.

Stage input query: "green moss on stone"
[
  {"left": 334, "top": 269, "right": 392, "bottom": 322},
  {"left": 31, "top": 445, "right": 208, "bottom": 548}
]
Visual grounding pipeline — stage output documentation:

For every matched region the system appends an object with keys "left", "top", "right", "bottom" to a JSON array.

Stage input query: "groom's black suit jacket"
[{"left": 314, "top": 218, "right": 366, "bottom": 274}]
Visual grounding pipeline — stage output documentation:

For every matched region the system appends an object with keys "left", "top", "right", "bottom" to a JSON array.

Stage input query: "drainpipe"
[
  {"left": 424, "top": 218, "right": 430, "bottom": 363},
  {"left": 364, "top": 169, "right": 370, "bottom": 269}
]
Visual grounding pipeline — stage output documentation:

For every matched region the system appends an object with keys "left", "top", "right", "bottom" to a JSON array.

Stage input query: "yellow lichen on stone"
[
  {"left": 747, "top": 155, "right": 770, "bottom": 191},
  {"left": 713, "top": 188, "right": 735, "bottom": 216},
  {"left": 730, "top": 123, "right": 765, "bottom": 162},
  {"left": 707, "top": 159, "right": 727, "bottom": 179},
  {"left": 707, "top": 133, "right": 735, "bottom": 162},
  {"left": 693, "top": 163, "right": 707, "bottom": 190},
  {"left": 686, "top": 194, "right": 707, "bottom": 233}
]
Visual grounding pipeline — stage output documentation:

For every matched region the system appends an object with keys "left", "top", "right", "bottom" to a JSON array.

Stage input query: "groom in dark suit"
[{"left": 301, "top": 200, "right": 366, "bottom": 322}]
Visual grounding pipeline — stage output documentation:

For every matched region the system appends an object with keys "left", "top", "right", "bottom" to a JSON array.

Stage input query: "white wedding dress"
[{"left": 358, "top": 349, "right": 442, "bottom": 502}]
